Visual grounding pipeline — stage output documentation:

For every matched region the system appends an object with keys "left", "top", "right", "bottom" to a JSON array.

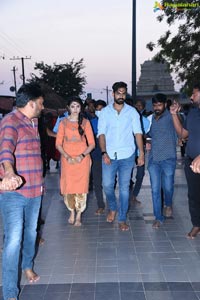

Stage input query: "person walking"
[
  {"left": 98, "top": 81, "right": 144, "bottom": 231},
  {"left": 0, "top": 83, "right": 44, "bottom": 300},
  {"left": 131, "top": 99, "right": 150, "bottom": 205},
  {"left": 90, "top": 100, "right": 107, "bottom": 215},
  {"left": 56, "top": 97, "right": 95, "bottom": 226},
  {"left": 170, "top": 84, "right": 200, "bottom": 238},
  {"left": 147, "top": 93, "right": 177, "bottom": 228}
]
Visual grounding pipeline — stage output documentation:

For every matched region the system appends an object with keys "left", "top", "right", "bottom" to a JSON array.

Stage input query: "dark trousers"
[
  {"left": 91, "top": 160, "right": 105, "bottom": 209},
  {"left": 185, "top": 157, "right": 200, "bottom": 227},
  {"left": 133, "top": 164, "right": 145, "bottom": 197}
]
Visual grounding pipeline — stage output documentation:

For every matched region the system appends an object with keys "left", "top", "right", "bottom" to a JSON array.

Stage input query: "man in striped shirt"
[{"left": 0, "top": 83, "right": 44, "bottom": 300}]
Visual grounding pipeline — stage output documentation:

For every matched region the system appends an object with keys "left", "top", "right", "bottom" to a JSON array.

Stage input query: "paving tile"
[
  {"left": 145, "top": 291, "right": 173, "bottom": 300},
  {"left": 161, "top": 266, "right": 189, "bottom": 282},
  {"left": 46, "top": 284, "right": 71, "bottom": 293},
  {"left": 170, "top": 291, "right": 199, "bottom": 300},
  {"left": 120, "top": 282, "right": 143, "bottom": 291},
  {"left": 143, "top": 282, "right": 169, "bottom": 291},
  {"left": 95, "top": 290, "right": 120, "bottom": 300},
  {"left": 120, "top": 291, "right": 146, "bottom": 300},
  {"left": 71, "top": 283, "right": 95, "bottom": 292},
  {"left": 168, "top": 282, "right": 193, "bottom": 291},
  {"left": 69, "top": 291, "right": 95, "bottom": 300}
]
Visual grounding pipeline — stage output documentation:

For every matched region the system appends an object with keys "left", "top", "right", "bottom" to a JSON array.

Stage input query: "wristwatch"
[{"left": 101, "top": 151, "right": 107, "bottom": 156}]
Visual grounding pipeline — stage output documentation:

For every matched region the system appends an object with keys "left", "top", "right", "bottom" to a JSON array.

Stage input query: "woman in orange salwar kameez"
[{"left": 56, "top": 97, "right": 95, "bottom": 226}]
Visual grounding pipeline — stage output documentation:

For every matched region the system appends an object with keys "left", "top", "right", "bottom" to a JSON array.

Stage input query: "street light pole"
[{"left": 132, "top": 0, "right": 136, "bottom": 103}]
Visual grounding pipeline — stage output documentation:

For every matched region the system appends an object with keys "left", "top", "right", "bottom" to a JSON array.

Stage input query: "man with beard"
[
  {"left": 170, "top": 84, "right": 200, "bottom": 238},
  {"left": 98, "top": 81, "right": 144, "bottom": 231},
  {"left": 0, "top": 83, "right": 44, "bottom": 300},
  {"left": 148, "top": 93, "right": 177, "bottom": 228}
]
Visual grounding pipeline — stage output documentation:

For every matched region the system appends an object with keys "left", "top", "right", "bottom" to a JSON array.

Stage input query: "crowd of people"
[{"left": 0, "top": 81, "right": 200, "bottom": 299}]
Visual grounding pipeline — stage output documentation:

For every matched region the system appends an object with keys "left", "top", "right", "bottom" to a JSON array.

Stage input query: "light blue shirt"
[
  {"left": 97, "top": 103, "right": 142, "bottom": 160},
  {"left": 53, "top": 111, "right": 68, "bottom": 133}
]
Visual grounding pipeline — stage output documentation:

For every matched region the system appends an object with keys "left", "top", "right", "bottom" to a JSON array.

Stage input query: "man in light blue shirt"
[{"left": 98, "top": 81, "right": 144, "bottom": 231}]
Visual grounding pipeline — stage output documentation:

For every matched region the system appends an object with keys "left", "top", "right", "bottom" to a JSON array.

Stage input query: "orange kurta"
[{"left": 56, "top": 118, "right": 95, "bottom": 194}]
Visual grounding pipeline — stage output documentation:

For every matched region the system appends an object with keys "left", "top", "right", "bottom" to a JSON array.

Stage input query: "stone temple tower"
[{"left": 136, "top": 60, "right": 179, "bottom": 110}]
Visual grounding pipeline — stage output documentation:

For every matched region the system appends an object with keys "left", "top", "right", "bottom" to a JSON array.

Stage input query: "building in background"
[{"left": 137, "top": 60, "right": 180, "bottom": 112}]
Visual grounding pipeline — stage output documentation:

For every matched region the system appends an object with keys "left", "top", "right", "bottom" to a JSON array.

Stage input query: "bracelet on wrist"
[{"left": 81, "top": 153, "right": 85, "bottom": 158}]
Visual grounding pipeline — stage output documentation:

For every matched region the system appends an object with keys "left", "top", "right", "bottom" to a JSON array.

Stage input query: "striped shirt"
[{"left": 0, "top": 109, "right": 43, "bottom": 198}]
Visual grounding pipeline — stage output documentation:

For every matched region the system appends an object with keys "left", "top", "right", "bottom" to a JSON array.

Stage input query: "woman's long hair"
[{"left": 67, "top": 97, "right": 84, "bottom": 136}]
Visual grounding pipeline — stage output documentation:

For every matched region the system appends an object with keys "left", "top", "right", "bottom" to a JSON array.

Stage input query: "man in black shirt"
[{"left": 170, "top": 84, "right": 200, "bottom": 239}]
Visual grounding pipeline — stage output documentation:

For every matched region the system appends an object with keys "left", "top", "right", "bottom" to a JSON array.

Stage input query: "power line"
[{"left": 10, "top": 56, "right": 31, "bottom": 84}]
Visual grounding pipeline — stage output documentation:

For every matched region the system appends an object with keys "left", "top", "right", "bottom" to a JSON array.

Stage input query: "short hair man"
[
  {"left": 148, "top": 93, "right": 177, "bottom": 228},
  {"left": 170, "top": 84, "right": 200, "bottom": 238},
  {"left": 98, "top": 81, "right": 144, "bottom": 231},
  {"left": 0, "top": 83, "right": 44, "bottom": 300}
]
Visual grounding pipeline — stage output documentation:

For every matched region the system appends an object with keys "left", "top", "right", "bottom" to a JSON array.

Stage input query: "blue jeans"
[
  {"left": 1, "top": 192, "right": 41, "bottom": 300},
  {"left": 148, "top": 158, "right": 176, "bottom": 222},
  {"left": 102, "top": 153, "right": 135, "bottom": 222}
]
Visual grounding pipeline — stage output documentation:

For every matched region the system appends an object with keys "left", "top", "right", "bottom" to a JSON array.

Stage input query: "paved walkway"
[{"left": 1, "top": 152, "right": 200, "bottom": 300}]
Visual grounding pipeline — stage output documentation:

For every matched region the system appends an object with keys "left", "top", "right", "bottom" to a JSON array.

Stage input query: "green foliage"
[
  {"left": 29, "top": 58, "right": 86, "bottom": 102},
  {"left": 147, "top": 0, "right": 200, "bottom": 95}
]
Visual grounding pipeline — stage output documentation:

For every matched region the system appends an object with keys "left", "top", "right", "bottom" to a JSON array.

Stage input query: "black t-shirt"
[{"left": 184, "top": 107, "right": 200, "bottom": 159}]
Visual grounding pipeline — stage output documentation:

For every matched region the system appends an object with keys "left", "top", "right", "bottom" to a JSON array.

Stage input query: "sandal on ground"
[
  {"left": 24, "top": 269, "right": 40, "bottom": 283},
  {"left": 95, "top": 208, "right": 105, "bottom": 215},
  {"left": 118, "top": 222, "right": 129, "bottom": 231},
  {"left": 106, "top": 211, "right": 116, "bottom": 223},
  {"left": 187, "top": 226, "right": 200, "bottom": 239}
]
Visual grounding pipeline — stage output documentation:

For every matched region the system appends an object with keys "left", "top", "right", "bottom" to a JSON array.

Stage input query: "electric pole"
[
  {"left": 11, "top": 66, "right": 18, "bottom": 95},
  {"left": 103, "top": 86, "right": 112, "bottom": 104},
  {"left": 132, "top": 0, "right": 136, "bottom": 103},
  {"left": 10, "top": 56, "right": 31, "bottom": 84}
]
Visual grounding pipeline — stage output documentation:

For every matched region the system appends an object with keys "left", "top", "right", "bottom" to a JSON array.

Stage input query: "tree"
[
  {"left": 29, "top": 58, "right": 86, "bottom": 105},
  {"left": 147, "top": 0, "right": 200, "bottom": 95}
]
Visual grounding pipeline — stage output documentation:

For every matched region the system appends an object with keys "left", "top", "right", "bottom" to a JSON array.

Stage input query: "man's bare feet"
[
  {"left": 95, "top": 208, "right": 105, "bottom": 215},
  {"left": 106, "top": 211, "right": 116, "bottom": 223},
  {"left": 152, "top": 220, "right": 162, "bottom": 229},
  {"left": 68, "top": 211, "right": 75, "bottom": 224},
  {"left": 119, "top": 222, "right": 129, "bottom": 231},
  {"left": 164, "top": 206, "right": 173, "bottom": 217},
  {"left": 187, "top": 226, "right": 200, "bottom": 239},
  {"left": 24, "top": 269, "right": 40, "bottom": 283}
]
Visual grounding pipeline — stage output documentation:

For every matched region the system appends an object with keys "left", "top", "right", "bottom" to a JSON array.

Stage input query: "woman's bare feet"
[
  {"left": 74, "top": 212, "right": 82, "bottom": 226},
  {"left": 187, "top": 226, "right": 200, "bottom": 239},
  {"left": 68, "top": 210, "right": 75, "bottom": 224}
]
